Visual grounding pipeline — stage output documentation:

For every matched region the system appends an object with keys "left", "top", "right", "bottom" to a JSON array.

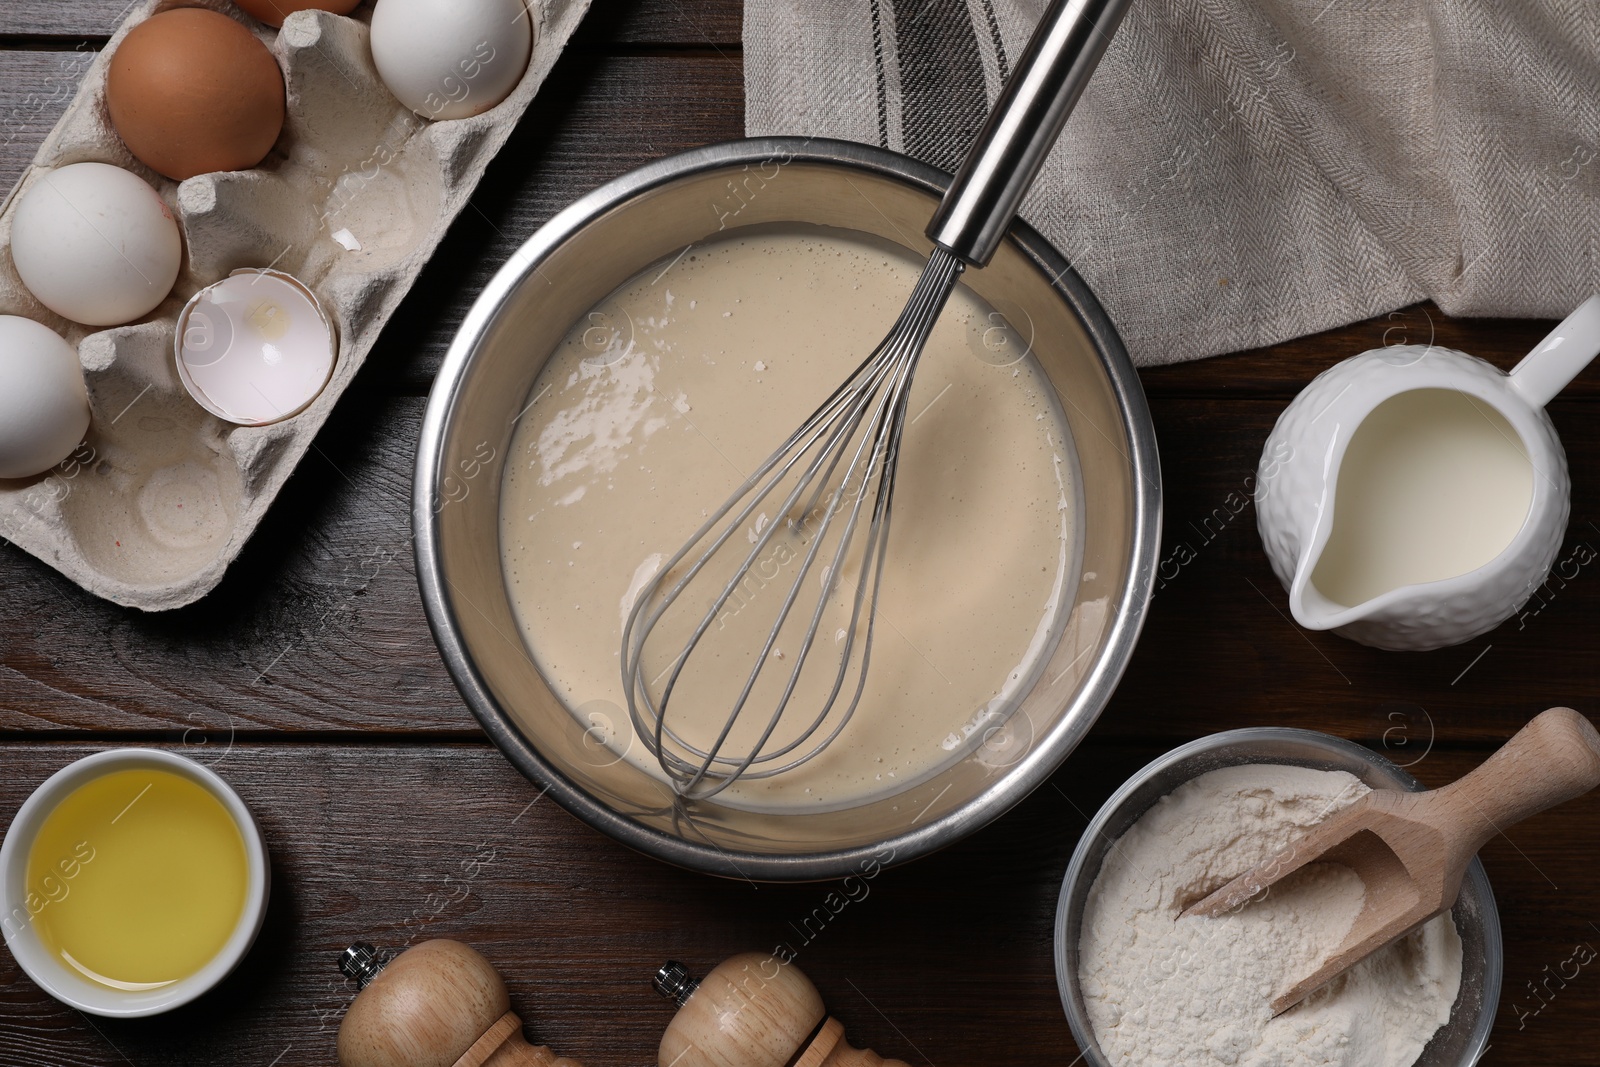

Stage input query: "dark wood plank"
[
  {"left": 5, "top": 388, "right": 1598, "bottom": 741},
  {"left": 570, "top": 0, "right": 741, "bottom": 48},
  {"left": 2, "top": 8, "right": 1600, "bottom": 1064},
  {"left": 0, "top": 0, "right": 136, "bottom": 38},
  {"left": 1, "top": 741, "right": 1595, "bottom": 1066},
  {"left": 1138, "top": 301, "right": 1600, "bottom": 400},
  {"left": 1106, "top": 394, "right": 1600, "bottom": 744},
  {"left": 0, "top": 0, "right": 741, "bottom": 46},
  {"left": 0, "top": 48, "right": 98, "bottom": 195},
  {"left": 0, "top": 741, "right": 1091, "bottom": 1067},
  {"left": 0, "top": 390, "right": 465, "bottom": 736}
]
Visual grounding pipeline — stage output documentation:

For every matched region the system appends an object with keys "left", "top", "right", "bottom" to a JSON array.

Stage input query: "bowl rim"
[
  {"left": 1052, "top": 726, "right": 1502, "bottom": 1066},
  {"left": 414, "top": 135, "right": 1163, "bottom": 881},
  {"left": 0, "top": 747, "right": 271, "bottom": 1018}
]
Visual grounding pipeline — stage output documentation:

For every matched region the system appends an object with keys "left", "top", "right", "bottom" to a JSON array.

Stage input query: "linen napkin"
[{"left": 743, "top": 0, "right": 1600, "bottom": 365}]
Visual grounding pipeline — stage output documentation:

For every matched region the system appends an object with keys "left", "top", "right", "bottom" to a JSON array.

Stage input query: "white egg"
[
  {"left": 370, "top": 0, "right": 533, "bottom": 121},
  {"left": 11, "top": 162, "right": 183, "bottom": 327},
  {"left": 0, "top": 316, "right": 91, "bottom": 481}
]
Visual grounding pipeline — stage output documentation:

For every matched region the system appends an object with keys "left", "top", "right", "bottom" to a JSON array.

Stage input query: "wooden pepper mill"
[
  {"left": 654, "top": 952, "right": 911, "bottom": 1067},
  {"left": 336, "top": 940, "right": 582, "bottom": 1067}
]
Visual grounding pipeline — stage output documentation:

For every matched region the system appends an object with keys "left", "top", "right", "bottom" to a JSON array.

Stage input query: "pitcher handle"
[{"left": 1508, "top": 294, "right": 1600, "bottom": 408}]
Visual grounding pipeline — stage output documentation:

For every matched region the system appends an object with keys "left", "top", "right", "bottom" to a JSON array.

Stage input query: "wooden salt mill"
[
  {"left": 336, "top": 940, "right": 581, "bottom": 1067},
  {"left": 654, "top": 953, "right": 911, "bottom": 1067}
]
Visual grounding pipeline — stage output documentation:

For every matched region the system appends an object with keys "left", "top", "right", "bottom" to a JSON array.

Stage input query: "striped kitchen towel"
[{"left": 743, "top": 0, "right": 1600, "bottom": 365}]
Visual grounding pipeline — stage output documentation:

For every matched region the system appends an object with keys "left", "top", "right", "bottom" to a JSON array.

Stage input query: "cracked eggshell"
[
  {"left": 370, "top": 0, "right": 533, "bottom": 120},
  {"left": 175, "top": 269, "right": 337, "bottom": 426},
  {"left": 0, "top": 317, "right": 91, "bottom": 481},
  {"left": 10, "top": 163, "right": 183, "bottom": 327}
]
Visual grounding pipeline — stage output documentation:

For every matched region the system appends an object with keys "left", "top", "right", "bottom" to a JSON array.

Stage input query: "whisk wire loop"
[{"left": 621, "top": 248, "right": 965, "bottom": 799}]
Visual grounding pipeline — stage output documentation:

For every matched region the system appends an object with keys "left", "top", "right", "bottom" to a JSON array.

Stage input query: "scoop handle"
[
  {"left": 1429, "top": 707, "right": 1600, "bottom": 857},
  {"left": 1508, "top": 294, "right": 1600, "bottom": 407},
  {"left": 926, "top": 0, "right": 1132, "bottom": 266}
]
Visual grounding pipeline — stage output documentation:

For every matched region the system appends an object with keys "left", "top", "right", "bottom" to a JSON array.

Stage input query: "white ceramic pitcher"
[{"left": 1257, "top": 296, "right": 1600, "bottom": 651}]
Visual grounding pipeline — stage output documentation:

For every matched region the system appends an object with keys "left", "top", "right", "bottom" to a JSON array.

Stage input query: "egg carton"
[{"left": 0, "top": 0, "right": 589, "bottom": 610}]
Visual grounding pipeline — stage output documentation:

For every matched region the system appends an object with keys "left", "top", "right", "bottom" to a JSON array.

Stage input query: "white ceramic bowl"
[{"left": 0, "top": 748, "right": 270, "bottom": 1017}]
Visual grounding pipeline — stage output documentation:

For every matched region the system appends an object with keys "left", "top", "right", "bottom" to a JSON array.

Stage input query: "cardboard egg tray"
[{"left": 0, "top": 0, "right": 589, "bottom": 610}]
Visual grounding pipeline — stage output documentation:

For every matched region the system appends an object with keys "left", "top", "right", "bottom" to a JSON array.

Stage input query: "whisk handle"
[{"left": 926, "top": 0, "right": 1131, "bottom": 267}]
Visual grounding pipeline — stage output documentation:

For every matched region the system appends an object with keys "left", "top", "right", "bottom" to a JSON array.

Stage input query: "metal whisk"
[{"left": 622, "top": 0, "right": 1132, "bottom": 800}]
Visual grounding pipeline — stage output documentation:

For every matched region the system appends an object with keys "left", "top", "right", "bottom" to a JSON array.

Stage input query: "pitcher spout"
[{"left": 1287, "top": 560, "right": 1375, "bottom": 632}]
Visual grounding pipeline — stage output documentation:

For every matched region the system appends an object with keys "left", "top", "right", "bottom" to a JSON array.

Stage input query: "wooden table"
[{"left": 3, "top": 3, "right": 1597, "bottom": 1064}]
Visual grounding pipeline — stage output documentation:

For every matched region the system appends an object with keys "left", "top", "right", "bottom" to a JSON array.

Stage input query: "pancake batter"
[{"left": 500, "top": 227, "right": 1079, "bottom": 810}]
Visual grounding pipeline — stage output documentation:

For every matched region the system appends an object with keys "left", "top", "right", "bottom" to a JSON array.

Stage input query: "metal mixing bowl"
[
  {"left": 415, "top": 137, "right": 1160, "bottom": 880},
  {"left": 1054, "top": 728, "right": 1502, "bottom": 1066}
]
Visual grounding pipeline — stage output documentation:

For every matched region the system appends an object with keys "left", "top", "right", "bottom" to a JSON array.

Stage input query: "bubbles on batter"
[{"left": 966, "top": 298, "right": 1035, "bottom": 368}]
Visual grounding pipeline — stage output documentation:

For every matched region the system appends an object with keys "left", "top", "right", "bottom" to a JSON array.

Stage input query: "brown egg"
[
  {"left": 234, "top": 0, "right": 363, "bottom": 28},
  {"left": 106, "top": 9, "right": 286, "bottom": 181}
]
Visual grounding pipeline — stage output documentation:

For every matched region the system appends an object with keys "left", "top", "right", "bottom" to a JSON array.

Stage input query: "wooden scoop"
[{"left": 1181, "top": 707, "right": 1600, "bottom": 1014}]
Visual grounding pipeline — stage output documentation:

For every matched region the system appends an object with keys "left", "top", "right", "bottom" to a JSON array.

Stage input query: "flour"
[{"left": 1079, "top": 765, "right": 1462, "bottom": 1067}]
